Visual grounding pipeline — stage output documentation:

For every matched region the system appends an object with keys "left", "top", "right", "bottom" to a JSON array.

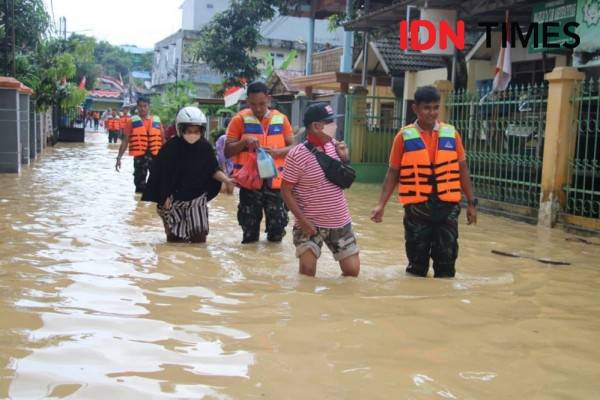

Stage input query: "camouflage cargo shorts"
[{"left": 293, "top": 223, "right": 359, "bottom": 261}]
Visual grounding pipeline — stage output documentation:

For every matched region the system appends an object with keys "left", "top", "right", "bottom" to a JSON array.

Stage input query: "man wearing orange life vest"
[
  {"left": 225, "top": 81, "right": 294, "bottom": 244},
  {"left": 115, "top": 97, "right": 165, "bottom": 193},
  {"left": 106, "top": 109, "right": 121, "bottom": 144},
  {"left": 371, "top": 86, "right": 477, "bottom": 278},
  {"left": 119, "top": 105, "right": 132, "bottom": 141}
]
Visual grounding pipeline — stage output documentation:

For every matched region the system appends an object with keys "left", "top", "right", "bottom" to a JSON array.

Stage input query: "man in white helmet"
[{"left": 143, "top": 106, "right": 235, "bottom": 243}]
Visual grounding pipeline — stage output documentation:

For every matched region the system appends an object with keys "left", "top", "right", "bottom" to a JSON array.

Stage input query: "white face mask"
[
  {"left": 183, "top": 133, "right": 201, "bottom": 144},
  {"left": 322, "top": 122, "right": 337, "bottom": 138}
]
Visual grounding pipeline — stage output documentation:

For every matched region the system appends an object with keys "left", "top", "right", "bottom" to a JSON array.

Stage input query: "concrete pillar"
[
  {"left": 19, "top": 93, "right": 30, "bottom": 165},
  {"left": 305, "top": 16, "right": 315, "bottom": 75},
  {"left": 29, "top": 99, "right": 36, "bottom": 160},
  {"left": 341, "top": 0, "right": 354, "bottom": 73},
  {"left": 291, "top": 94, "right": 310, "bottom": 132},
  {"left": 0, "top": 84, "right": 21, "bottom": 173},
  {"left": 434, "top": 80, "right": 453, "bottom": 123},
  {"left": 36, "top": 113, "right": 42, "bottom": 154},
  {"left": 538, "top": 67, "right": 585, "bottom": 227},
  {"left": 348, "top": 86, "right": 368, "bottom": 163}
]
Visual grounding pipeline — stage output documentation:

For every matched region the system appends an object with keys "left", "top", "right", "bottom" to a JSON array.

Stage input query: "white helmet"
[{"left": 176, "top": 106, "right": 207, "bottom": 136}]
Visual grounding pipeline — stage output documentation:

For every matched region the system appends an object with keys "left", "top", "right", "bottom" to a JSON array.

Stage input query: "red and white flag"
[
  {"left": 78, "top": 76, "right": 87, "bottom": 89},
  {"left": 224, "top": 86, "right": 245, "bottom": 107},
  {"left": 492, "top": 11, "right": 511, "bottom": 91}
]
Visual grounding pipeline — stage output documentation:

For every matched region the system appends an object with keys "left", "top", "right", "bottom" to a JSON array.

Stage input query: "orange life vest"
[
  {"left": 232, "top": 109, "right": 287, "bottom": 189},
  {"left": 106, "top": 117, "right": 121, "bottom": 132},
  {"left": 398, "top": 123, "right": 462, "bottom": 205},
  {"left": 119, "top": 113, "right": 131, "bottom": 129},
  {"left": 128, "top": 115, "right": 162, "bottom": 157}
]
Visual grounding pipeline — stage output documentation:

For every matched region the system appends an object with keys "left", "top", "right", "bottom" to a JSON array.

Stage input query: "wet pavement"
[{"left": 1, "top": 131, "right": 599, "bottom": 399}]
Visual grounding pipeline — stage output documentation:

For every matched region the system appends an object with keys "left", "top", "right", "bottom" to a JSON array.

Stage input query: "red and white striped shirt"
[{"left": 283, "top": 140, "right": 352, "bottom": 229}]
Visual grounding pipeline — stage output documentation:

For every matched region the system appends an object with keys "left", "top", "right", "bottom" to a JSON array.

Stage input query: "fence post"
[
  {"left": 538, "top": 67, "right": 584, "bottom": 227},
  {"left": 434, "top": 80, "right": 453, "bottom": 123},
  {"left": 349, "top": 86, "right": 368, "bottom": 163}
]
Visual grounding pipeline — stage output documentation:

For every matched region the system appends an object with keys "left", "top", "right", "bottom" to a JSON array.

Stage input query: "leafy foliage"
[
  {"left": 0, "top": 0, "right": 50, "bottom": 72},
  {"left": 151, "top": 81, "right": 197, "bottom": 125},
  {"left": 193, "top": 0, "right": 286, "bottom": 85}
]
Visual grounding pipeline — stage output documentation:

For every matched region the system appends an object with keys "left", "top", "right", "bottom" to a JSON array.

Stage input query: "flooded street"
[{"left": 1, "top": 132, "right": 600, "bottom": 399}]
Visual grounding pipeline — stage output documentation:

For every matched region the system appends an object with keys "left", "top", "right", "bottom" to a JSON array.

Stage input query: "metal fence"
[
  {"left": 447, "top": 83, "right": 548, "bottom": 208},
  {"left": 345, "top": 95, "right": 403, "bottom": 163},
  {"left": 565, "top": 79, "right": 600, "bottom": 219}
]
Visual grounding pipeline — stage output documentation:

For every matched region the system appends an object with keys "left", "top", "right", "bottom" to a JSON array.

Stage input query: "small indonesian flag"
[
  {"left": 79, "top": 76, "right": 86, "bottom": 89},
  {"left": 224, "top": 86, "right": 245, "bottom": 107}
]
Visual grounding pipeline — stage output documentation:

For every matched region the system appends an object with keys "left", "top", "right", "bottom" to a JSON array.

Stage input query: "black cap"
[{"left": 303, "top": 102, "right": 343, "bottom": 128}]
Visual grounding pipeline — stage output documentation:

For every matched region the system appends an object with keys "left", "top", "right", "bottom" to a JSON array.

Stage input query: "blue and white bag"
[{"left": 256, "top": 148, "right": 278, "bottom": 179}]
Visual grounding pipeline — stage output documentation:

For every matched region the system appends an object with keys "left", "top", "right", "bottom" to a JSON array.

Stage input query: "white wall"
[
  {"left": 181, "top": 0, "right": 229, "bottom": 30},
  {"left": 403, "top": 68, "right": 447, "bottom": 100}
]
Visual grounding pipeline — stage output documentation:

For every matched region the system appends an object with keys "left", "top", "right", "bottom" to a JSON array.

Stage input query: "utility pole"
[
  {"left": 62, "top": 16, "right": 67, "bottom": 40},
  {"left": 2, "top": 0, "right": 16, "bottom": 76},
  {"left": 11, "top": 0, "right": 14, "bottom": 76}
]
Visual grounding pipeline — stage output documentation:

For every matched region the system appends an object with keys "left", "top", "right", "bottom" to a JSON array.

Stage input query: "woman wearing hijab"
[{"left": 143, "top": 106, "right": 235, "bottom": 243}]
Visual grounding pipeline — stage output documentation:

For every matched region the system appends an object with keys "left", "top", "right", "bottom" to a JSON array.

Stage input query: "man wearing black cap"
[{"left": 280, "top": 103, "right": 360, "bottom": 277}]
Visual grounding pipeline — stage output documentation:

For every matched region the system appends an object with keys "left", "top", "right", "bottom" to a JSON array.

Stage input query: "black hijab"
[{"left": 142, "top": 136, "right": 221, "bottom": 205}]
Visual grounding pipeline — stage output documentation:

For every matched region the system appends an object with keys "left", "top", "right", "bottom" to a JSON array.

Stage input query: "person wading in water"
[
  {"left": 142, "top": 106, "right": 235, "bottom": 243},
  {"left": 371, "top": 85, "right": 477, "bottom": 278},
  {"left": 115, "top": 97, "right": 165, "bottom": 193},
  {"left": 224, "top": 81, "right": 294, "bottom": 244}
]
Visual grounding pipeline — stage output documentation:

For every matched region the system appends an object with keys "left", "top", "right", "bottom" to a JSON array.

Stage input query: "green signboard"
[
  {"left": 573, "top": 0, "right": 600, "bottom": 67},
  {"left": 528, "top": 0, "right": 578, "bottom": 53}
]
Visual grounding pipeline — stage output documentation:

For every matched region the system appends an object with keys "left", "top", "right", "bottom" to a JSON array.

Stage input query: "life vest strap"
[
  {"left": 399, "top": 164, "right": 431, "bottom": 170},
  {"left": 436, "top": 177, "right": 461, "bottom": 184},
  {"left": 433, "top": 158, "right": 459, "bottom": 168},
  {"left": 437, "top": 188, "right": 462, "bottom": 195}
]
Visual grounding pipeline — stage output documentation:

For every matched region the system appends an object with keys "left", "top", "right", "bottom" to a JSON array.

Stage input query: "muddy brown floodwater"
[{"left": 1, "top": 132, "right": 599, "bottom": 399}]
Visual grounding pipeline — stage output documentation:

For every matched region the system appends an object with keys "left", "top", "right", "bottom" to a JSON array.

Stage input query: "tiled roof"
[
  {"left": 273, "top": 70, "right": 304, "bottom": 92},
  {"left": 372, "top": 37, "right": 447, "bottom": 75}
]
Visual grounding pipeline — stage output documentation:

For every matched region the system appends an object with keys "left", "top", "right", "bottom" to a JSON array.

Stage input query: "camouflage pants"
[
  {"left": 403, "top": 198, "right": 461, "bottom": 278},
  {"left": 133, "top": 151, "right": 155, "bottom": 193},
  {"left": 238, "top": 186, "right": 288, "bottom": 243}
]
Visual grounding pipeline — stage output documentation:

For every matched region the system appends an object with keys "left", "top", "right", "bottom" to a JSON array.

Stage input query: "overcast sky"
[{"left": 44, "top": 0, "right": 183, "bottom": 49}]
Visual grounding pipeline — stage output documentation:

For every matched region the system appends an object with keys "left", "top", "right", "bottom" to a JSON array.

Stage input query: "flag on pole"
[
  {"left": 480, "top": 10, "right": 511, "bottom": 104},
  {"left": 79, "top": 76, "right": 87, "bottom": 89},
  {"left": 492, "top": 10, "right": 511, "bottom": 91},
  {"left": 224, "top": 86, "right": 245, "bottom": 107}
]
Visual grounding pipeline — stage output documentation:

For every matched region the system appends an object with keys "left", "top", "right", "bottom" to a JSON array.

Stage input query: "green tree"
[
  {"left": 94, "top": 40, "right": 133, "bottom": 78},
  {"left": 193, "top": 0, "right": 285, "bottom": 85},
  {"left": 0, "top": 0, "right": 49, "bottom": 75},
  {"left": 151, "top": 80, "right": 197, "bottom": 125}
]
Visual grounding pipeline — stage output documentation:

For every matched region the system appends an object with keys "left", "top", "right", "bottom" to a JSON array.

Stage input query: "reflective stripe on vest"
[
  {"left": 398, "top": 123, "right": 461, "bottom": 205},
  {"left": 128, "top": 115, "right": 162, "bottom": 157},
  {"left": 233, "top": 109, "right": 287, "bottom": 189}
]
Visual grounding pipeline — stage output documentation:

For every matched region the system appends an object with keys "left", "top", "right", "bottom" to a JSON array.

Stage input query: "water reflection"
[{"left": 1, "top": 132, "right": 599, "bottom": 398}]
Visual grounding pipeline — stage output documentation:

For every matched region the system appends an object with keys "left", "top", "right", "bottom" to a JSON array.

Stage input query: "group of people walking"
[{"left": 114, "top": 82, "right": 478, "bottom": 279}]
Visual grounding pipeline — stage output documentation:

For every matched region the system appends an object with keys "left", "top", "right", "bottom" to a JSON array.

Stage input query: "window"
[
  {"left": 512, "top": 59, "right": 556, "bottom": 85},
  {"left": 206, "top": 3, "right": 213, "bottom": 8}
]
